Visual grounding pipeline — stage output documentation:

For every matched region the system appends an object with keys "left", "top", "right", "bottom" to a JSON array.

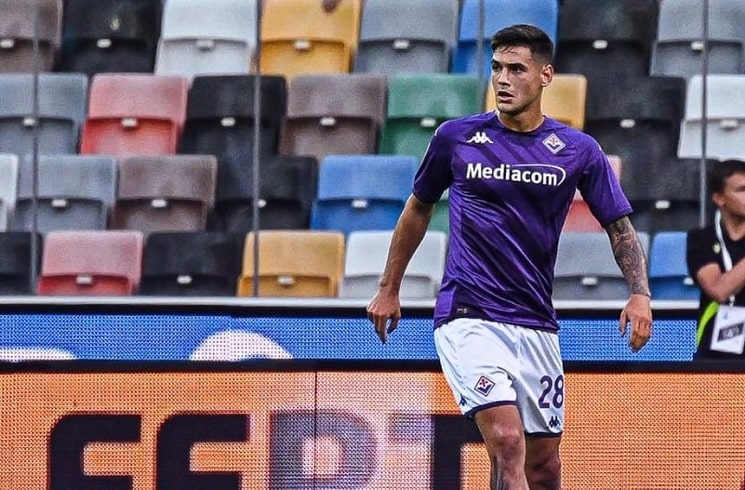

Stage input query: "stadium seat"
[
  {"left": 380, "top": 74, "right": 483, "bottom": 160},
  {"left": 237, "top": 230, "right": 345, "bottom": 297},
  {"left": 563, "top": 200, "right": 603, "bottom": 233},
  {"left": 678, "top": 74, "right": 745, "bottom": 160},
  {"left": 179, "top": 75, "right": 287, "bottom": 198},
  {"left": 155, "top": 0, "right": 257, "bottom": 79},
  {"left": 57, "top": 0, "right": 161, "bottom": 76},
  {"left": 353, "top": 0, "right": 458, "bottom": 75},
  {"left": 113, "top": 155, "right": 217, "bottom": 234},
  {"left": 212, "top": 155, "right": 318, "bottom": 233},
  {"left": 453, "top": 0, "right": 559, "bottom": 77},
  {"left": 585, "top": 75, "right": 685, "bottom": 177},
  {"left": 553, "top": 231, "right": 650, "bottom": 300},
  {"left": 651, "top": 0, "right": 745, "bottom": 78},
  {"left": 0, "top": 0, "right": 61, "bottom": 72},
  {"left": 80, "top": 73, "right": 189, "bottom": 157},
  {"left": 0, "top": 73, "right": 88, "bottom": 155},
  {"left": 139, "top": 231, "right": 244, "bottom": 296},
  {"left": 340, "top": 230, "right": 447, "bottom": 299},
  {"left": 0, "top": 154, "right": 18, "bottom": 232},
  {"left": 37, "top": 230, "right": 144, "bottom": 295},
  {"left": 554, "top": 0, "right": 659, "bottom": 82},
  {"left": 260, "top": 0, "right": 361, "bottom": 80},
  {"left": 13, "top": 155, "right": 117, "bottom": 233},
  {"left": 649, "top": 231, "right": 700, "bottom": 300},
  {"left": 279, "top": 73, "right": 386, "bottom": 162},
  {"left": 0, "top": 232, "right": 41, "bottom": 295},
  {"left": 310, "top": 155, "right": 418, "bottom": 236},
  {"left": 486, "top": 73, "right": 587, "bottom": 129}
]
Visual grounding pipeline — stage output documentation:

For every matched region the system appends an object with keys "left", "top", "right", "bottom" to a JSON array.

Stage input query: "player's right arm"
[{"left": 367, "top": 194, "right": 435, "bottom": 343}]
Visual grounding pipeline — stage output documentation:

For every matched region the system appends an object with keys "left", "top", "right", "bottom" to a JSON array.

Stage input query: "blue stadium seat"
[
  {"left": 310, "top": 155, "right": 418, "bottom": 236},
  {"left": 452, "top": 0, "right": 558, "bottom": 77},
  {"left": 649, "top": 231, "right": 700, "bottom": 300}
]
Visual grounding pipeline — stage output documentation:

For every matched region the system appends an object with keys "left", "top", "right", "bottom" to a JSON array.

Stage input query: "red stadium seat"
[
  {"left": 80, "top": 74, "right": 188, "bottom": 157},
  {"left": 37, "top": 230, "right": 144, "bottom": 295}
]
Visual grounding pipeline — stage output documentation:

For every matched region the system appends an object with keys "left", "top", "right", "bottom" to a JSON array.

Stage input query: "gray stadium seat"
[
  {"left": 651, "top": 0, "right": 745, "bottom": 78},
  {"left": 0, "top": 73, "right": 88, "bottom": 155},
  {"left": 553, "top": 231, "right": 650, "bottom": 301},
  {"left": 155, "top": 0, "right": 257, "bottom": 79},
  {"left": 13, "top": 155, "right": 117, "bottom": 233},
  {"left": 0, "top": 0, "right": 62, "bottom": 72},
  {"left": 340, "top": 230, "right": 447, "bottom": 299},
  {"left": 678, "top": 74, "right": 745, "bottom": 160},
  {"left": 279, "top": 73, "right": 386, "bottom": 162},
  {"left": 0, "top": 154, "right": 18, "bottom": 231},
  {"left": 353, "top": 0, "right": 458, "bottom": 75}
]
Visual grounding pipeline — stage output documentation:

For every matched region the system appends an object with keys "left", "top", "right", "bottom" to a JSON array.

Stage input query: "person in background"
[
  {"left": 687, "top": 159, "right": 745, "bottom": 360},
  {"left": 366, "top": 24, "right": 652, "bottom": 490}
]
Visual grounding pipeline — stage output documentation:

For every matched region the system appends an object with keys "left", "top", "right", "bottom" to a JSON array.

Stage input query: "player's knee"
[
  {"left": 484, "top": 426, "right": 524, "bottom": 461},
  {"left": 526, "top": 452, "right": 561, "bottom": 488}
]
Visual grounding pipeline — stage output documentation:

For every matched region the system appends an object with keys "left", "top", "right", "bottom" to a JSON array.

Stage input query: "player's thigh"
[
  {"left": 525, "top": 434, "right": 561, "bottom": 467},
  {"left": 514, "top": 329, "right": 565, "bottom": 436},
  {"left": 473, "top": 403, "right": 527, "bottom": 459},
  {"left": 434, "top": 318, "right": 520, "bottom": 416}
]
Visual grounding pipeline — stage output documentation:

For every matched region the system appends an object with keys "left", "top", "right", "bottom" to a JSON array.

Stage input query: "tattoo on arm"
[{"left": 606, "top": 216, "right": 651, "bottom": 297}]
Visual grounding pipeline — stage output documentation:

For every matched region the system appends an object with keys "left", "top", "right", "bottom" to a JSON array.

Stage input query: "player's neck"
[
  {"left": 498, "top": 109, "right": 544, "bottom": 133},
  {"left": 721, "top": 212, "right": 745, "bottom": 241}
]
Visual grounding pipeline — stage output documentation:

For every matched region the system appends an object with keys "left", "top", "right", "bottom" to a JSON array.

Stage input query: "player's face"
[
  {"left": 490, "top": 45, "right": 552, "bottom": 117},
  {"left": 715, "top": 172, "right": 745, "bottom": 220}
]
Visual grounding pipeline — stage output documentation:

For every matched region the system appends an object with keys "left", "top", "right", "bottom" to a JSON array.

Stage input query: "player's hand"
[
  {"left": 619, "top": 293, "right": 652, "bottom": 352},
  {"left": 367, "top": 289, "right": 401, "bottom": 344}
]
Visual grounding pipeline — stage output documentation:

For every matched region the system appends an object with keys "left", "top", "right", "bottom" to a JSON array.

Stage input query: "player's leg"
[
  {"left": 434, "top": 319, "right": 529, "bottom": 490},
  {"left": 513, "top": 328, "right": 564, "bottom": 490},
  {"left": 473, "top": 405, "right": 530, "bottom": 489},
  {"left": 525, "top": 435, "right": 561, "bottom": 490}
]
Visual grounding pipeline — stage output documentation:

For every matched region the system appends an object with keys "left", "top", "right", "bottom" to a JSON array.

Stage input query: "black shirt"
[{"left": 687, "top": 225, "right": 745, "bottom": 360}]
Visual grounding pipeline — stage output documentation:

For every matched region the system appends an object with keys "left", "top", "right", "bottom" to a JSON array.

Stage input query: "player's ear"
[{"left": 540, "top": 63, "right": 554, "bottom": 87}]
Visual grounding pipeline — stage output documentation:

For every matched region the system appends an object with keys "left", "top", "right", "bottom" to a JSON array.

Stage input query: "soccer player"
[{"left": 366, "top": 24, "right": 652, "bottom": 490}]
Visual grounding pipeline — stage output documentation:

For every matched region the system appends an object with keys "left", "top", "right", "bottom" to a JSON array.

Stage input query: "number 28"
[{"left": 538, "top": 375, "right": 564, "bottom": 409}]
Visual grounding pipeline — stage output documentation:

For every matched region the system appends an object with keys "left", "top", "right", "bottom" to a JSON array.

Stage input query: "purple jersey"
[{"left": 413, "top": 113, "right": 632, "bottom": 331}]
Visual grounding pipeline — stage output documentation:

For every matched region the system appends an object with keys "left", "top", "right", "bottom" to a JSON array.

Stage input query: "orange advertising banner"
[{"left": 1, "top": 369, "right": 744, "bottom": 489}]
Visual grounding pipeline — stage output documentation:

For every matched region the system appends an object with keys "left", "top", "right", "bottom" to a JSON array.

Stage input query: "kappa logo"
[
  {"left": 548, "top": 415, "right": 561, "bottom": 429},
  {"left": 474, "top": 375, "right": 495, "bottom": 396},
  {"left": 467, "top": 131, "right": 494, "bottom": 144},
  {"left": 542, "top": 133, "right": 566, "bottom": 154}
]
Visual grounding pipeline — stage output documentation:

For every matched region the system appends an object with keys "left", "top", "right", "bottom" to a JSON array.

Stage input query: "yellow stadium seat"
[
  {"left": 260, "top": 0, "right": 361, "bottom": 80},
  {"left": 485, "top": 74, "right": 587, "bottom": 129},
  {"left": 237, "top": 230, "right": 345, "bottom": 297}
]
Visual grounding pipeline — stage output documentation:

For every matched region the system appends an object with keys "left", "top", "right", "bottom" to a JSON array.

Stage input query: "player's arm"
[
  {"left": 605, "top": 215, "right": 652, "bottom": 352},
  {"left": 367, "top": 194, "right": 435, "bottom": 343}
]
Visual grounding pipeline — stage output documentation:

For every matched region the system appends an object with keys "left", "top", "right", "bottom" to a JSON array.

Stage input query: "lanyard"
[{"left": 714, "top": 209, "right": 736, "bottom": 305}]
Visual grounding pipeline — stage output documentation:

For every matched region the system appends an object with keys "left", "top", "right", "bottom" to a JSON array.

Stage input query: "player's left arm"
[{"left": 605, "top": 215, "right": 652, "bottom": 352}]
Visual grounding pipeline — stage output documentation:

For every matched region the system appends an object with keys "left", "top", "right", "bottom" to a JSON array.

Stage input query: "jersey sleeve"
[
  {"left": 412, "top": 121, "right": 455, "bottom": 204},
  {"left": 687, "top": 227, "right": 718, "bottom": 284},
  {"left": 577, "top": 141, "right": 633, "bottom": 227}
]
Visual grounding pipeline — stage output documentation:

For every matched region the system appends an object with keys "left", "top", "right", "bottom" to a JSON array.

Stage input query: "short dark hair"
[
  {"left": 490, "top": 24, "right": 554, "bottom": 64},
  {"left": 708, "top": 159, "right": 745, "bottom": 194}
]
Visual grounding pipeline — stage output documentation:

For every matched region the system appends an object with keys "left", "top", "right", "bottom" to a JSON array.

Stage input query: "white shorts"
[{"left": 434, "top": 318, "right": 564, "bottom": 436}]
